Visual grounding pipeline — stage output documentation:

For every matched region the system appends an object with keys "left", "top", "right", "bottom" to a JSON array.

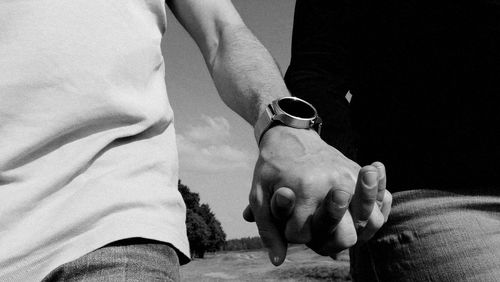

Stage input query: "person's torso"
[
  {"left": 0, "top": 1, "right": 188, "bottom": 280},
  {"left": 348, "top": 0, "right": 500, "bottom": 191}
]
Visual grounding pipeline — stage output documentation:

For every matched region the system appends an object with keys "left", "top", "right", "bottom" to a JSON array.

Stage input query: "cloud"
[
  {"left": 183, "top": 116, "right": 231, "bottom": 144},
  {"left": 177, "top": 116, "right": 254, "bottom": 173}
]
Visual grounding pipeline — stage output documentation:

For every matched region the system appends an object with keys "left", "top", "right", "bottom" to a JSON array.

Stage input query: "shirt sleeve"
[{"left": 284, "top": 0, "right": 358, "bottom": 160}]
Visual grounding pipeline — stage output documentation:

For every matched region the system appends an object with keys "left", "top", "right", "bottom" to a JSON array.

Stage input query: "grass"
[{"left": 180, "top": 245, "right": 351, "bottom": 281}]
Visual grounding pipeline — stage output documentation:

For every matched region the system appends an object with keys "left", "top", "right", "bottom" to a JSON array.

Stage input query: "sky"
[{"left": 161, "top": 0, "right": 297, "bottom": 239}]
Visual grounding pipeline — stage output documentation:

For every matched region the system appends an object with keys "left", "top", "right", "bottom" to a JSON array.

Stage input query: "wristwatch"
[{"left": 254, "top": 96, "right": 322, "bottom": 145}]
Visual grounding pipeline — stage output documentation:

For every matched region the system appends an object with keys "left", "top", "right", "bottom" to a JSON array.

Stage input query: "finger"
[
  {"left": 242, "top": 205, "right": 255, "bottom": 222},
  {"left": 372, "top": 162, "right": 386, "bottom": 208},
  {"left": 271, "top": 187, "right": 296, "bottom": 220},
  {"left": 308, "top": 210, "right": 357, "bottom": 256},
  {"left": 350, "top": 166, "right": 378, "bottom": 230},
  {"left": 306, "top": 187, "right": 353, "bottom": 256},
  {"left": 380, "top": 190, "right": 392, "bottom": 223},
  {"left": 311, "top": 187, "right": 352, "bottom": 235},
  {"left": 243, "top": 188, "right": 295, "bottom": 226},
  {"left": 283, "top": 201, "right": 317, "bottom": 244},
  {"left": 249, "top": 185, "right": 288, "bottom": 266},
  {"left": 357, "top": 204, "right": 385, "bottom": 243}
]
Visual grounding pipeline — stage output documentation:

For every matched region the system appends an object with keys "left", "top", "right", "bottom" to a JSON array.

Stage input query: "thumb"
[
  {"left": 254, "top": 209, "right": 288, "bottom": 266},
  {"left": 249, "top": 185, "right": 288, "bottom": 266}
]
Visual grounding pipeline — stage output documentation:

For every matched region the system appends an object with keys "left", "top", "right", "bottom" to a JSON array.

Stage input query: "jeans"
[
  {"left": 351, "top": 189, "right": 500, "bottom": 282},
  {"left": 41, "top": 238, "right": 181, "bottom": 282}
]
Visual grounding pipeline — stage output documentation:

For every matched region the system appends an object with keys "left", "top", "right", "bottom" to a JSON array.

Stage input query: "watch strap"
[{"left": 254, "top": 105, "right": 274, "bottom": 144}]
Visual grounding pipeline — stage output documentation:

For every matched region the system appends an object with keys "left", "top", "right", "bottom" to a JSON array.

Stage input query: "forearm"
[
  {"left": 167, "top": 0, "right": 289, "bottom": 126},
  {"left": 208, "top": 24, "right": 290, "bottom": 126}
]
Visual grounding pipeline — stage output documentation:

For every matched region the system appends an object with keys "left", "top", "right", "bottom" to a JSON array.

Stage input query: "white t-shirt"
[{"left": 0, "top": 0, "right": 189, "bottom": 280}]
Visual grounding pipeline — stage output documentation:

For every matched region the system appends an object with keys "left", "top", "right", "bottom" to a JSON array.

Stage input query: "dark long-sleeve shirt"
[{"left": 285, "top": 0, "right": 500, "bottom": 192}]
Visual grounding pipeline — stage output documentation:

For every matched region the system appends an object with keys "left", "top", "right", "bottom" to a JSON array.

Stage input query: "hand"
[
  {"left": 244, "top": 125, "right": 361, "bottom": 265},
  {"left": 244, "top": 162, "right": 392, "bottom": 260}
]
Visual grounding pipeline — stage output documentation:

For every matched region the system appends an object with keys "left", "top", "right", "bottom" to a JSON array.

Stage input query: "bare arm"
[{"left": 167, "top": 0, "right": 289, "bottom": 125}]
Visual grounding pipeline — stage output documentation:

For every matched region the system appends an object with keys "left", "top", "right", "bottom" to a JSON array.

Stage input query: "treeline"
[
  {"left": 178, "top": 180, "right": 226, "bottom": 258},
  {"left": 178, "top": 180, "right": 266, "bottom": 258},
  {"left": 223, "top": 236, "right": 263, "bottom": 251}
]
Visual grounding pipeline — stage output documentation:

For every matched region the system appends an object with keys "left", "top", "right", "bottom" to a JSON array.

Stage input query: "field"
[{"left": 180, "top": 246, "right": 351, "bottom": 281}]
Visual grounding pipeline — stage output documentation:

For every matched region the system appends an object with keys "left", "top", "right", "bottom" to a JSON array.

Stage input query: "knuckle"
[
  {"left": 359, "top": 187, "right": 377, "bottom": 205},
  {"left": 297, "top": 172, "right": 323, "bottom": 189},
  {"left": 330, "top": 168, "right": 354, "bottom": 182},
  {"left": 339, "top": 171, "right": 357, "bottom": 188},
  {"left": 361, "top": 193, "right": 377, "bottom": 205},
  {"left": 328, "top": 174, "right": 356, "bottom": 195}
]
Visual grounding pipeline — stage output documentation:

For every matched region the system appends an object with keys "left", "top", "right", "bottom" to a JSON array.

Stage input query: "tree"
[
  {"left": 178, "top": 180, "right": 227, "bottom": 258},
  {"left": 224, "top": 236, "right": 264, "bottom": 251},
  {"left": 197, "top": 204, "right": 226, "bottom": 252},
  {"left": 185, "top": 209, "right": 210, "bottom": 258},
  {"left": 178, "top": 180, "right": 200, "bottom": 210}
]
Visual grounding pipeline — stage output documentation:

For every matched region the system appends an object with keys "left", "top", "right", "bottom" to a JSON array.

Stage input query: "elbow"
[{"left": 206, "top": 22, "right": 249, "bottom": 73}]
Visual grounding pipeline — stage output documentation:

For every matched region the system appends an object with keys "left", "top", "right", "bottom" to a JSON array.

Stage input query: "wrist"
[
  {"left": 259, "top": 125, "right": 321, "bottom": 149},
  {"left": 254, "top": 96, "right": 322, "bottom": 146}
]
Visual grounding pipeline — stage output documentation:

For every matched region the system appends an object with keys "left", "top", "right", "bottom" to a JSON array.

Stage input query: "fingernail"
[
  {"left": 331, "top": 190, "right": 352, "bottom": 209},
  {"left": 362, "top": 171, "right": 378, "bottom": 189},
  {"left": 276, "top": 193, "right": 292, "bottom": 207},
  {"left": 273, "top": 256, "right": 281, "bottom": 265},
  {"left": 269, "top": 252, "right": 282, "bottom": 266}
]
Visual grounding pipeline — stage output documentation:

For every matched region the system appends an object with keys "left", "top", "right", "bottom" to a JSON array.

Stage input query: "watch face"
[{"left": 277, "top": 97, "right": 316, "bottom": 119}]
